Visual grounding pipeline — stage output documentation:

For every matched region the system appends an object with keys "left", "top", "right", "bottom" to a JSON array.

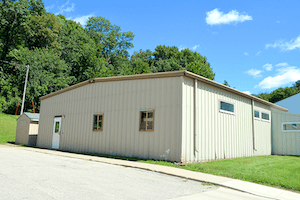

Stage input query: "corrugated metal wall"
[
  {"left": 16, "top": 115, "right": 30, "bottom": 145},
  {"left": 272, "top": 110, "right": 300, "bottom": 156},
  {"left": 181, "top": 77, "right": 272, "bottom": 163},
  {"left": 253, "top": 102, "right": 272, "bottom": 156},
  {"left": 37, "top": 77, "right": 183, "bottom": 162}
]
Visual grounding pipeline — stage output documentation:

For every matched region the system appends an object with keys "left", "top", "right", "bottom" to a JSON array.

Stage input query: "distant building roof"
[
  {"left": 24, "top": 112, "right": 40, "bottom": 121},
  {"left": 275, "top": 93, "right": 300, "bottom": 114}
]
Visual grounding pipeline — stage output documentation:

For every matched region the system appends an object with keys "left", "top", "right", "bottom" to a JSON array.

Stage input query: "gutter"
[{"left": 194, "top": 79, "right": 198, "bottom": 157}]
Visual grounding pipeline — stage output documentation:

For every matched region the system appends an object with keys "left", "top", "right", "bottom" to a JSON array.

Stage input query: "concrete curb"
[{"left": 2, "top": 144, "right": 299, "bottom": 200}]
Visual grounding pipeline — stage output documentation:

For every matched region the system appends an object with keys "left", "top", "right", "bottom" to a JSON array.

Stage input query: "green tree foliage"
[
  {"left": 0, "top": 1, "right": 215, "bottom": 114},
  {"left": 255, "top": 83, "right": 300, "bottom": 103},
  {"left": 7, "top": 47, "right": 74, "bottom": 112},
  {"left": 131, "top": 45, "right": 215, "bottom": 80},
  {"left": 85, "top": 16, "right": 135, "bottom": 66}
]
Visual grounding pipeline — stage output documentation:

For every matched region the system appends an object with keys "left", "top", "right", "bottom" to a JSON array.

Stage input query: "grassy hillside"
[{"left": 0, "top": 113, "right": 19, "bottom": 144}]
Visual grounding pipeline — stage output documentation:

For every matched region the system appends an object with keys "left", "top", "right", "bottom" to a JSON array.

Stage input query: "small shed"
[
  {"left": 16, "top": 112, "right": 40, "bottom": 146},
  {"left": 272, "top": 110, "right": 300, "bottom": 156}
]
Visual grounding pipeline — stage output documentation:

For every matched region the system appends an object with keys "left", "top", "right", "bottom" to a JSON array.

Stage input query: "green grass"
[
  {"left": 138, "top": 156, "right": 300, "bottom": 192},
  {"left": 0, "top": 113, "right": 19, "bottom": 144}
]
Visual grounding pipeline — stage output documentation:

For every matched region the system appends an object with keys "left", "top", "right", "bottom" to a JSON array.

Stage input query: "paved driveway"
[
  {"left": 0, "top": 146, "right": 270, "bottom": 200},
  {"left": 0, "top": 147, "right": 219, "bottom": 200}
]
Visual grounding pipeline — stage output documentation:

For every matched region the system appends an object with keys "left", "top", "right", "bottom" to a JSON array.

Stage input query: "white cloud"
[
  {"left": 242, "top": 91, "right": 251, "bottom": 95},
  {"left": 72, "top": 14, "right": 94, "bottom": 26},
  {"left": 275, "top": 62, "right": 288, "bottom": 67},
  {"left": 46, "top": 4, "right": 55, "bottom": 10},
  {"left": 179, "top": 45, "right": 187, "bottom": 51},
  {"left": 263, "top": 63, "right": 273, "bottom": 71},
  {"left": 256, "top": 51, "right": 261, "bottom": 56},
  {"left": 55, "top": 1, "right": 75, "bottom": 15},
  {"left": 265, "top": 35, "right": 300, "bottom": 51},
  {"left": 244, "top": 52, "right": 249, "bottom": 56},
  {"left": 206, "top": 8, "right": 253, "bottom": 25},
  {"left": 192, "top": 45, "right": 200, "bottom": 51},
  {"left": 256, "top": 63, "right": 300, "bottom": 89},
  {"left": 246, "top": 69, "right": 263, "bottom": 78}
]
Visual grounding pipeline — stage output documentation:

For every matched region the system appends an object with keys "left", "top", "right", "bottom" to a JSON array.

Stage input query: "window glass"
[
  {"left": 262, "top": 112, "right": 269, "bottom": 120},
  {"left": 55, "top": 122, "right": 60, "bottom": 133},
  {"left": 283, "top": 123, "right": 300, "bottom": 131},
  {"left": 220, "top": 101, "right": 234, "bottom": 113},
  {"left": 140, "top": 110, "right": 154, "bottom": 131},
  {"left": 93, "top": 114, "right": 103, "bottom": 131},
  {"left": 148, "top": 112, "right": 153, "bottom": 118},
  {"left": 93, "top": 116, "right": 97, "bottom": 130},
  {"left": 140, "top": 112, "right": 147, "bottom": 131},
  {"left": 254, "top": 110, "right": 260, "bottom": 118}
]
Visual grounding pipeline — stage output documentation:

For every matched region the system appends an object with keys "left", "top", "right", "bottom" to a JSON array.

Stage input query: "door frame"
[{"left": 52, "top": 117, "right": 62, "bottom": 149}]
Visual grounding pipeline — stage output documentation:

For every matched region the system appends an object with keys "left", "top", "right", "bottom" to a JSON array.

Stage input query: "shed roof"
[
  {"left": 24, "top": 112, "right": 40, "bottom": 121},
  {"left": 39, "top": 70, "right": 288, "bottom": 112}
]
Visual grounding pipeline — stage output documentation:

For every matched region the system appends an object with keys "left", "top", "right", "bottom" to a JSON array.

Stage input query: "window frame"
[
  {"left": 281, "top": 122, "right": 300, "bottom": 132},
  {"left": 93, "top": 113, "right": 104, "bottom": 131},
  {"left": 219, "top": 99, "right": 235, "bottom": 115},
  {"left": 254, "top": 110, "right": 260, "bottom": 120},
  {"left": 139, "top": 109, "right": 155, "bottom": 132},
  {"left": 261, "top": 111, "right": 270, "bottom": 123}
]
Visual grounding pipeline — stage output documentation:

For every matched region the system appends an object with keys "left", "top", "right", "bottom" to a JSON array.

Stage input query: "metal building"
[
  {"left": 16, "top": 112, "right": 39, "bottom": 146},
  {"left": 36, "top": 71, "right": 287, "bottom": 163},
  {"left": 271, "top": 110, "right": 300, "bottom": 156}
]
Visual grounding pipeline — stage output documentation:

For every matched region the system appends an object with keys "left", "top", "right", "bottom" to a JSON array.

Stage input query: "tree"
[
  {"left": 7, "top": 47, "right": 75, "bottom": 113},
  {"left": 132, "top": 45, "right": 215, "bottom": 80},
  {"left": 85, "top": 16, "right": 134, "bottom": 66},
  {"left": 0, "top": 0, "right": 30, "bottom": 61},
  {"left": 223, "top": 80, "right": 230, "bottom": 87}
]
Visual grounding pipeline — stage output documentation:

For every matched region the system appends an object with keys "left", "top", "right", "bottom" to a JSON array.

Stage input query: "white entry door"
[{"left": 52, "top": 117, "right": 62, "bottom": 149}]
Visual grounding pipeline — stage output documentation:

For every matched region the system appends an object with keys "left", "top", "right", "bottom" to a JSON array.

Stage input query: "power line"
[{"left": 0, "top": 59, "right": 55, "bottom": 92}]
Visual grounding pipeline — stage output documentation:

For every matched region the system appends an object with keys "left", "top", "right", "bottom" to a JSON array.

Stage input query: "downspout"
[
  {"left": 194, "top": 79, "right": 198, "bottom": 158},
  {"left": 251, "top": 100, "right": 257, "bottom": 151}
]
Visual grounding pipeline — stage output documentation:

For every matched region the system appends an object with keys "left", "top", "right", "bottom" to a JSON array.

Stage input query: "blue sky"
[{"left": 43, "top": 0, "right": 300, "bottom": 95}]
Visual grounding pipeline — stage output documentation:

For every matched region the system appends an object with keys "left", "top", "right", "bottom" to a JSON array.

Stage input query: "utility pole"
[{"left": 20, "top": 65, "right": 29, "bottom": 115}]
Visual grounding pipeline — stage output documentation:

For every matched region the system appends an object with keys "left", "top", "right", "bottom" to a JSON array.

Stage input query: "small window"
[
  {"left": 282, "top": 122, "right": 300, "bottom": 132},
  {"left": 93, "top": 114, "right": 103, "bottom": 131},
  {"left": 261, "top": 112, "right": 270, "bottom": 122},
  {"left": 55, "top": 122, "right": 60, "bottom": 133},
  {"left": 254, "top": 110, "right": 260, "bottom": 119},
  {"left": 140, "top": 110, "right": 154, "bottom": 131},
  {"left": 220, "top": 100, "right": 234, "bottom": 114}
]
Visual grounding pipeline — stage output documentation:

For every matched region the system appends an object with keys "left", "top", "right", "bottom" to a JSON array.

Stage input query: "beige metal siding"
[
  {"left": 272, "top": 110, "right": 300, "bottom": 156},
  {"left": 253, "top": 102, "right": 272, "bottom": 156},
  {"left": 15, "top": 115, "right": 30, "bottom": 145},
  {"left": 37, "top": 77, "right": 182, "bottom": 162},
  {"left": 181, "top": 77, "right": 270, "bottom": 163}
]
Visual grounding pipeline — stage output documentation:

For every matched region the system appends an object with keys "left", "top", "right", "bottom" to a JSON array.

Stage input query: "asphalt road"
[{"left": 0, "top": 147, "right": 219, "bottom": 200}]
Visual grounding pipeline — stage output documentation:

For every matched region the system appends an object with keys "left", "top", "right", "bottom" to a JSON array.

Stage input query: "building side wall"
[
  {"left": 181, "top": 77, "right": 271, "bottom": 163},
  {"left": 253, "top": 102, "right": 272, "bottom": 156},
  {"left": 15, "top": 115, "right": 30, "bottom": 145},
  {"left": 272, "top": 110, "right": 300, "bottom": 156},
  {"left": 37, "top": 77, "right": 182, "bottom": 162}
]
